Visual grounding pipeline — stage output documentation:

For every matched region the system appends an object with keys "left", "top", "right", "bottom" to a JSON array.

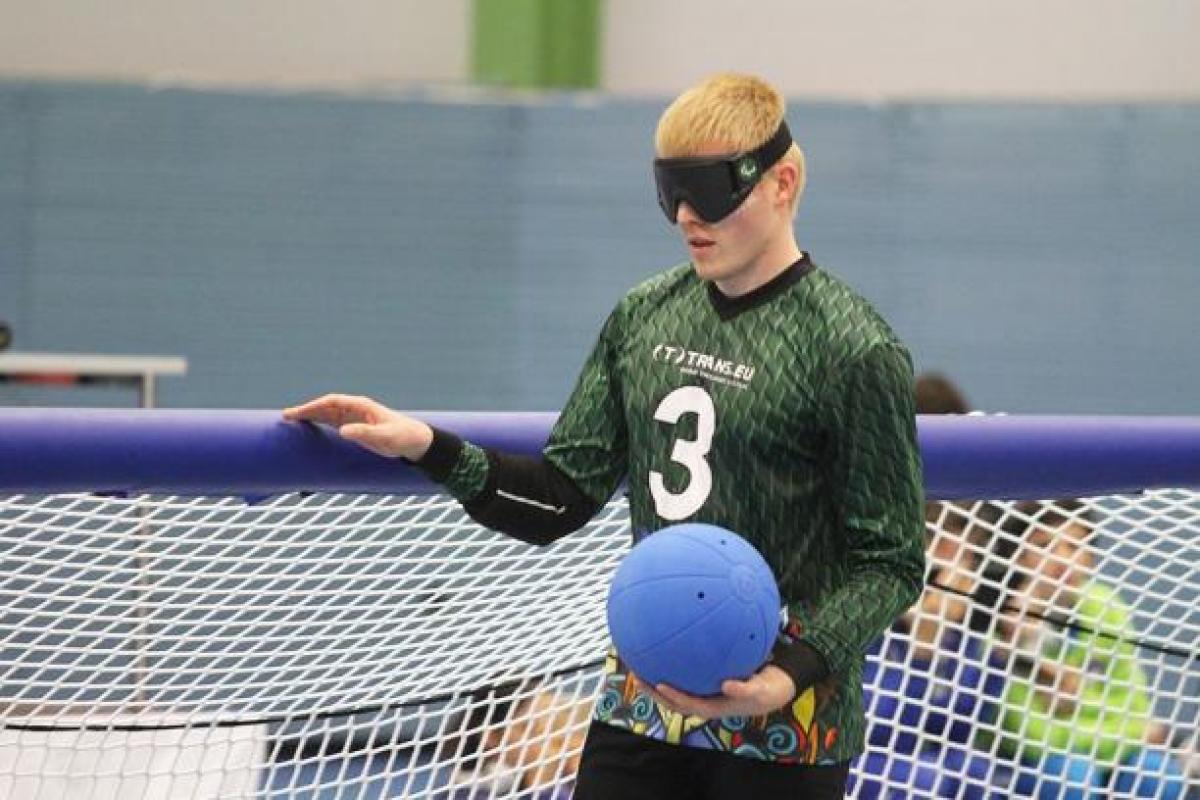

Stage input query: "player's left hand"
[{"left": 637, "top": 664, "right": 797, "bottom": 720}]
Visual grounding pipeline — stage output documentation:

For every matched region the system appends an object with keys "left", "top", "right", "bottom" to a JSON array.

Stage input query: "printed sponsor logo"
[{"left": 652, "top": 343, "right": 755, "bottom": 388}]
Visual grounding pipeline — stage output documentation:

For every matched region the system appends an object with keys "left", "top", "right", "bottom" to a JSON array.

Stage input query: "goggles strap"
[{"left": 732, "top": 120, "right": 794, "bottom": 188}]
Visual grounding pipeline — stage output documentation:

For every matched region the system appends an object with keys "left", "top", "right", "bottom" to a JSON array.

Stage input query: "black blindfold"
[{"left": 653, "top": 121, "right": 793, "bottom": 224}]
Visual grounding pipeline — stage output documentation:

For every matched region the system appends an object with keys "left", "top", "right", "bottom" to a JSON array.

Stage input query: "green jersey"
[{"left": 445, "top": 254, "right": 925, "bottom": 764}]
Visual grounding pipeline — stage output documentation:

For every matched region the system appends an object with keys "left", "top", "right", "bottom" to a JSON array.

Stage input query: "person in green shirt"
[
  {"left": 995, "top": 501, "right": 1184, "bottom": 799},
  {"left": 285, "top": 73, "right": 925, "bottom": 800}
]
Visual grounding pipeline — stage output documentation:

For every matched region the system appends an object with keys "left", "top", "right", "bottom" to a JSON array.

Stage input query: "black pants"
[{"left": 572, "top": 720, "right": 850, "bottom": 800}]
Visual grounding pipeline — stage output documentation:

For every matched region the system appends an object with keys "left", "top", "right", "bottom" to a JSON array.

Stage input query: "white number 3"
[{"left": 649, "top": 386, "right": 715, "bottom": 520}]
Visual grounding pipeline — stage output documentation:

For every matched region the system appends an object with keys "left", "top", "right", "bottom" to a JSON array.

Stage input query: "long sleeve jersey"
[{"left": 421, "top": 254, "right": 925, "bottom": 764}]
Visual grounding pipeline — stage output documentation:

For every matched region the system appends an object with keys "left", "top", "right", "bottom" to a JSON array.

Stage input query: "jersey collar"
[{"left": 706, "top": 253, "right": 814, "bottom": 322}]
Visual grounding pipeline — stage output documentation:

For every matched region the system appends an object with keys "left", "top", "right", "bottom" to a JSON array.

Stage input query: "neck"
[{"left": 713, "top": 230, "right": 803, "bottom": 298}]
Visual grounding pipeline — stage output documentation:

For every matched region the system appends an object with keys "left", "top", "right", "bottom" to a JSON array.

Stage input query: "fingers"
[
  {"left": 282, "top": 394, "right": 341, "bottom": 424},
  {"left": 650, "top": 672, "right": 789, "bottom": 720},
  {"left": 338, "top": 422, "right": 401, "bottom": 458},
  {"left": 653, "top": 684, "right": 685, "bottom": 710},
  {"left": 338, "top": 423, "right": 382, "bottom": 450},
  {"left": 652, "top": 683, "right": 720, "bottom": 719},
  {"left": 283, "top": 394, "right": 380, "bottom": 427},
  {"left": 338, "top": 422, "right": 372, "bottom": 441},
  {"left": 285, "top": 398, "right": 432, "bottom": 460},
  {"left": 631, "top": 675, "right": 685, "bottom": 714}
]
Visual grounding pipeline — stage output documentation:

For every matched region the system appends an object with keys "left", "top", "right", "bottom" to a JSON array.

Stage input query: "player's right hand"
[{"left": 283, "top": 394, "right": 434, "bottom": 461}]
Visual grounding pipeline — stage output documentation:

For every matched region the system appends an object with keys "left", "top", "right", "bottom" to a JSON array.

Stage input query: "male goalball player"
[{"left": 285, "top": 73, "right": 925, "bottom": 799}]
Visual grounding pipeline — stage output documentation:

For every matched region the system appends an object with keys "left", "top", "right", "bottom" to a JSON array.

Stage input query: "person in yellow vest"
[{"left": 993, "top": 500, "right": 1184, "bottom": 799}]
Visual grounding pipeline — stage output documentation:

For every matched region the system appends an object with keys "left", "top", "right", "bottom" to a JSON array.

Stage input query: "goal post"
[
  {"left": 1, "top": 409, "right": 1197, "bottom": 798},
  {"left": 2, "top": 409, "right": 1198, "bottom": 499}
]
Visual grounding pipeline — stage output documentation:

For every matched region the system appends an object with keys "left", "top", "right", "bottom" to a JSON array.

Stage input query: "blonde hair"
[{"left": 655, "top": 73, "right": 806, "bottom": 210}]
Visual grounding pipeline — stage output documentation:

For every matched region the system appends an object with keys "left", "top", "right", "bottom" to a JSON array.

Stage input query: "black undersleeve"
[
  {"left": 416, "top": 427, "right": 601, "bottom": 547},
  {"left": 463, "top": 448, "right": 602, "bottom": 546}
]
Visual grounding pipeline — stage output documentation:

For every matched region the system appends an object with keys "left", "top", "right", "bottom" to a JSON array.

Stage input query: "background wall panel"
[{"left": 0, "top": 83, "right": 1196, "bottom": 415}]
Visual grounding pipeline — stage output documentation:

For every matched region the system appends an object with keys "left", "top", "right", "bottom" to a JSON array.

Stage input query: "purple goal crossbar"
[{"left": 0, "top": 409, "right": 1198, "bottom": 501}]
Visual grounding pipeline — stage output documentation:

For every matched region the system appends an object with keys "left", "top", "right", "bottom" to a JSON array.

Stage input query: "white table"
[{"left": 0, "top": 353, "right": 187, "bottom": 408}]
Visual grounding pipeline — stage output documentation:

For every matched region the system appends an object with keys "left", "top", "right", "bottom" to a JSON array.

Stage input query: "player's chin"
[{"left": 688, "top": 252, "right": 723, "bottom": 279}]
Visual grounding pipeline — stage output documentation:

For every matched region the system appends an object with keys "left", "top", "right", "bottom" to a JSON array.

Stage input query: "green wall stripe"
[{"left": 473, "top": 0, "right": 600, "bottom": 89}]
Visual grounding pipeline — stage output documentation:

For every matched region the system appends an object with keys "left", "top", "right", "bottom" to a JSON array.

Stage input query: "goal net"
[{"left": 1, "top": 410, "right": 1197, "bottom": 799}]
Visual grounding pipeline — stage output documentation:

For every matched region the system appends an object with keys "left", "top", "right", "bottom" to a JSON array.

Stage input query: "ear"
[{"left": 769, "top": 161, "right": 800, "bottom": 211}]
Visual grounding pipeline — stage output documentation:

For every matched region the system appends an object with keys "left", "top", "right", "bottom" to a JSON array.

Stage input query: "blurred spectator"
[
  {"left": 439, "top": 678, "right": 592, "bottom": 799},
  {"left": 851, "top": 501, "right": 1008, "bottom": 799},
  {"left": 916, "top": 371, "right": 971, "bottom": 415},
  {"left": 992, "top": 501, "right": 1185, "bottom": 800}
]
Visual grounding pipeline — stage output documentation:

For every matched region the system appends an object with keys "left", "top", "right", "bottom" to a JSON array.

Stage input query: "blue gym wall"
[{"left": 1, "top": 81, "right": 1198, "bottom": 414}]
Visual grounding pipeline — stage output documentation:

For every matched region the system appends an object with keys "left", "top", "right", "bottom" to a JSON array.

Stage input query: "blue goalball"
[{"left": 605, "top": 523, "right": 782, "bottom": 697}]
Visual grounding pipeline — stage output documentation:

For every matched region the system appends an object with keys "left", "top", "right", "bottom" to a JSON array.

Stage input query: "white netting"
[
  {"left": 2, "top": 491, "right": 1198, "bottom": 799},
  {"left": 855, "top": 494, "right": 1198, "bottom": 800}
]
